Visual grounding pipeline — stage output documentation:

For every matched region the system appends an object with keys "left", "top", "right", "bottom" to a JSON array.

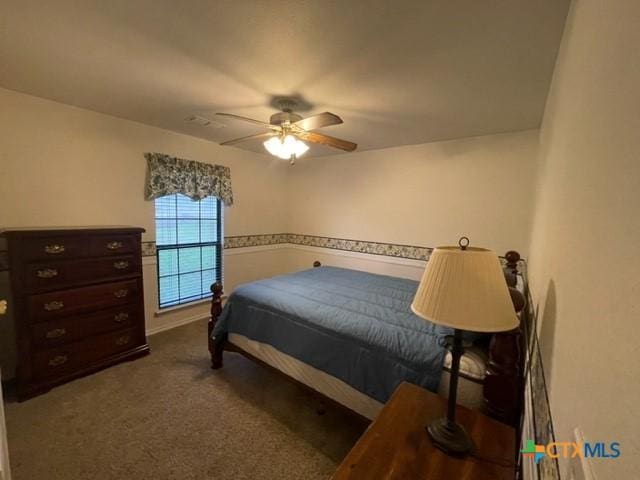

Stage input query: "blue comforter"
[{"left": 211, "top": 266, "right": 449, "bottom": 403}]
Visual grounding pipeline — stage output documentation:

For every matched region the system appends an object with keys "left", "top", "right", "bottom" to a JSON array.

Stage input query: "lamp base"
[{"left": 426, "top": 417, "right": 474, "bottom": 456}]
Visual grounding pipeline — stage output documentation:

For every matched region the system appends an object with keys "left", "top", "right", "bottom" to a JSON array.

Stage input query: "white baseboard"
[{"left": 145, "top": 312, "right": 209, "bottom": 336}]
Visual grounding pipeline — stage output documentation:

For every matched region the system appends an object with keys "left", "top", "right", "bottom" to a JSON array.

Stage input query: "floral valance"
[{"left": 144, "top": 152, "right": 233, "bottom": 206}]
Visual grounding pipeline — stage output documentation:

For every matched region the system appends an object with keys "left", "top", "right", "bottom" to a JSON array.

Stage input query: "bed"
[{"left": 208, "top": 252, "right": 525, "bottom": 424}]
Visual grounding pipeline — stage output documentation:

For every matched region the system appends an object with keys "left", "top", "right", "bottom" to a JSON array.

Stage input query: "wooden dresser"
[{"left": 1, "top": 227, "right": 149, "bottom": 400}]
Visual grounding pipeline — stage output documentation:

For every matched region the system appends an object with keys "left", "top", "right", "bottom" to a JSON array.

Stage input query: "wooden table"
[{"left": 332, "top": 382, "right": 516, "bottom": 480}]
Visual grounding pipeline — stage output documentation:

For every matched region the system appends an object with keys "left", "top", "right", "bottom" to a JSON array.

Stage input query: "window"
[{"left": 155, "top": 194, "right": 222, "bottom": 309}]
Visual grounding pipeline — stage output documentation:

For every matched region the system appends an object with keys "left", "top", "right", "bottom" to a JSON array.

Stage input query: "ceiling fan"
[{"left": 216, "top": 99, "right": 357, "bottom": 164}]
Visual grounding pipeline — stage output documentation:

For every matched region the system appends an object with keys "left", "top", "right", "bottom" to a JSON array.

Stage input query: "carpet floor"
[{"left": 4, "top": 319, "right": 366, "bottom": 480}]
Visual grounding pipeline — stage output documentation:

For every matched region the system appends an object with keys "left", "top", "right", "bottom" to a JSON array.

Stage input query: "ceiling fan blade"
[
  {"left": 220, "top": 131, "right": 277, "bottom": 146},
  {"left": 216, "top": 113, "right": 280, "bottom": 130},
  {"left": 292, "top": 112, "right": 343, "bottom": 131},
  {"left": 295, "top": 131, "right": 357, "bottom": 152}
]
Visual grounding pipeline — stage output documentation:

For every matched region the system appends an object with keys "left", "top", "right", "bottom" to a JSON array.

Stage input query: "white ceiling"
[{"left": 0, "top": 0, "right": 570, "bottom": 157}]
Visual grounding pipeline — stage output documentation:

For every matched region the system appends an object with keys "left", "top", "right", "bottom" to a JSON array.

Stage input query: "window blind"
[{"left": 155, "top": 194, "right": 222, "bottom": 309}]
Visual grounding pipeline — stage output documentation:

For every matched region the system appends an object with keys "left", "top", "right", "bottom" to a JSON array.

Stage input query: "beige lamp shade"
[{"left": 411, "top": 246, "right": 519, "bottom": 332}]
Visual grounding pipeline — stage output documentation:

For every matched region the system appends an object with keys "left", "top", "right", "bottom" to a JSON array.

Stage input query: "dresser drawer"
[
  {"left": 21, "top": 235, "right": 88, "bottom": 261},
  {"left": 27, "top": 279, "right": 139, "bottom": 322},
  {"left": 32, "top": 327, "right": 139, "bottom": 380},
  {"left": 25, "top": 255, "right": 139, "bottom": 291},
  {"left": 31, "top": 304, "right": 139, "bottom": 347},
  {"left": 89, "top": 234, "right": 138, "bottom": 257}
]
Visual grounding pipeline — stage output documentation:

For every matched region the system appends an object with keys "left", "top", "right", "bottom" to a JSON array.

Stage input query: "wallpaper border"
[
  {"left": 225, "top": 233, "right": 289, "bottom": 250},
  {"left": 142, "top": 233, "right": 433, "bottom": 261},
  {"left": 287, "top": 234, "right": 432, "bottom": 260}
]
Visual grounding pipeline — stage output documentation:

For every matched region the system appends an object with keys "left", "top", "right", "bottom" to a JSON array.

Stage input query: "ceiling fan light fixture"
[
  {"left": 263, "top": 135, "right": 309, "bottom": 160},
  {"left": 217, "top": 108, "right": 356, "bottom": 156}
]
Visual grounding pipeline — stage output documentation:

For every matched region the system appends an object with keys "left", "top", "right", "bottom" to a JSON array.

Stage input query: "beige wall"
[
  {"left": 0, "top": 88, "right": 290, "bottom": 363},
  {"left": 284, "top": 246, "right": 426, "bottom": 281},
  {"left": 287, "top": 130, "right": 539, "bottom": 258},
  {"left": 527, "top": 1, "right": 640, "bottom": 477},
  {"left": 0, "top": 87, "right": 288, "bottom": 237}
]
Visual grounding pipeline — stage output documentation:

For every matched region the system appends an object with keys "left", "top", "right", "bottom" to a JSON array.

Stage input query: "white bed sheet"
[{"left": 228, "top": 333, "right": 486, "bottom": 420}]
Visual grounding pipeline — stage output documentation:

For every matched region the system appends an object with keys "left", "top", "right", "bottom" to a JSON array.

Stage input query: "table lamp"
[{"left": 411, "top": 237, "right": 519, "bottom": 455}]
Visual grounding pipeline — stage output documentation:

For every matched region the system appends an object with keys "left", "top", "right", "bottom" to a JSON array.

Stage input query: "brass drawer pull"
[
  {"left": 113, "top": 289, "right": 128, "bottom": 298},
  {"left": 114, "top": 312, "right": 129, "bottom": 323},
  {"left": 44, "top": 300, "right": 64, "bottom": 311},
  {"left": 113, "top": 260, "right": 129, "bottom": 270},
  {"left": 115, "top": 335, "right": 131, "bottom": 346},
  {"left": 45, "top": 328, "right": 67, "bottom": 339},
  {"left": 48, "top": 355, "right": 68, "bottom": 367},
  {"left": 44, "top": 244, "right": 65, "bottom": 255},
  {"left": 106, "top": 241, "right": 124, "bottom": 250},
  {"left": 37, "top": 268, "right": 59, "bottom": 279}
]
